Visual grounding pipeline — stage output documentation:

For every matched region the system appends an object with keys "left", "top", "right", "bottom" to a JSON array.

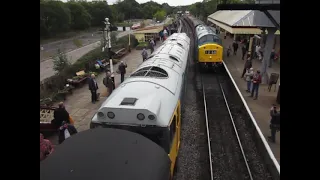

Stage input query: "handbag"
[
  {"left": 69, "top": 116, "right": 75, "bottom": 125},
  {"left": 64, "top": 129, "right": 71, "bottom": 139}
]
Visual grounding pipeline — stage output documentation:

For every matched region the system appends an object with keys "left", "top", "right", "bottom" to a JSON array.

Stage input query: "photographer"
[{"left": 268, "top": 105, "right": 280, "bottom": 143}]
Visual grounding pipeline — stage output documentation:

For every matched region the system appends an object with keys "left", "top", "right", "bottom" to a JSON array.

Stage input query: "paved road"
[{"left": 40, "top": 31, "right": 131, "bottom": 82}]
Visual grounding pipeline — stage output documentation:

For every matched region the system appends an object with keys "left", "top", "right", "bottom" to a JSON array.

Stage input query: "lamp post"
[{"left": 102, "top": 17, "right": 115, "bottom": 90}]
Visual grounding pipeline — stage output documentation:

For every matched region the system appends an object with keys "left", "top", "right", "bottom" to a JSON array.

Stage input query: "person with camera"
[
  {"left": 268, "top": 105, "right": 280, "bottom": 143},
  {"left": 117, "top": 61, "right": 127, "bottom": 83},
  {"left": 250, "top": 70, "right": 262, "bottom": 100}
]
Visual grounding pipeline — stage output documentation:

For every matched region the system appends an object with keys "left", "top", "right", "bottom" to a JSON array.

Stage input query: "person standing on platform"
[
  {"left": 244, "top": 68, "right": 254, "bottom": 92},
  {"left": 149, "top": 39, "right": 155, "bottom": 54},
  {"left": 269, "top": 49, "right": 276, "bottom": 68},
  {"left": 232, "top": 40, "right": 238, "bottom": 55},
  {"left": 103, "top": 71, "right": 114, "bottom": 96},
  {"left": 255, "top": 44, "right": 261, "bottom": 59},
  {"left": 241, "top": 58, "right": 252, "bottom": 78},
  {"left": 141, "top": 48, "right": 148, "bottom": 62},
  {"left": 117, "top": 61, "right": 127, "bottom": 83},
  {"left": 268, "top": 105, "right": 280, "bottom": 143},
  {"left": 241, "top": 43, "right": 247, "bottom": 60},
  {"left": 53, "top": 102, "right": 70, "bottom": 128},
  {"left": 250, "top": 70, "right": 262, "bottom": 100},
  {"left": 88, "top": 74, "right": 99, "bottom": 104}
]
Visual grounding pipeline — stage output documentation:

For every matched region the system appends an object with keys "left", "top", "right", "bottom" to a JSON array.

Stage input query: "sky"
[{"left": 60, "top": 0, "right": 202, "bottom": 7}]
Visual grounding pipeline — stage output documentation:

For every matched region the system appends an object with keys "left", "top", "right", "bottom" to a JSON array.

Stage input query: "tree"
[
  {"left": 40, "top": 1, "right": 71, "bottom": 37},
  {"left": 153, "top": 10, "right": 166, "bottom": 22},
  {"left": 87, "top": 1, "right": 112, "bottom": 27},
  {"left": 53, "top": 49, "right": 71, "bottom": 73},
  {"left": 66, "top": 2, "right": 92, "bottom": 30}
]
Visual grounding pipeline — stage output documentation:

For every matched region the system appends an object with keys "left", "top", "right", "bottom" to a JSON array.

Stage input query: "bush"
[
  {"left": 136, "top": 42, "right": 148, "bottom": 50},
  {"left": 53, "top": 49, "right": 70, "bottom": 73},
  {"left": 117, "top": 34, "right": 139, "bottom": 48}
]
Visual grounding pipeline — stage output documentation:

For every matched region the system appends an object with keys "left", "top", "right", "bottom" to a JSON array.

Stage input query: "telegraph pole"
[{"left": 102, "top": 17, "right": 115, "bottom": 89}]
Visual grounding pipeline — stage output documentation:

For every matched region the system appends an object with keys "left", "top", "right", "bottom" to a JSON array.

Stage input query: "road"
[
  {"left": 40, "top": 18, "right": 171, "bottom": 82},
  {"left": 40, "top": 31, "right": 131, "bottom": 82}
]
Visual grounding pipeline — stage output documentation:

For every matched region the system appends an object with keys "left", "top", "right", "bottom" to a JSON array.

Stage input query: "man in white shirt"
[{"left": 255, "top": 45, "right": 261, "bottom": 60}]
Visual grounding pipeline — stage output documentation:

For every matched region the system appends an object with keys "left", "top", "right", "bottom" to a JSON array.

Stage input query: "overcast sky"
[{"left": 61, "top": 0, "right": 202, "bottom": 6}]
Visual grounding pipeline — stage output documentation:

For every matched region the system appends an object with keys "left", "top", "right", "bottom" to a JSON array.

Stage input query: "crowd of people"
[{"left": 228, "top": 36, "right": 280, "bottom": 143}]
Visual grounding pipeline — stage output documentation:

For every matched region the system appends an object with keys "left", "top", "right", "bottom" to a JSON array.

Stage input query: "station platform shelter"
[
  {"left": 207, "top": 10, "right": 280, "bottom": 56},
  {"left": 133, "top": 26, "right": 163, "bottom": 42}
]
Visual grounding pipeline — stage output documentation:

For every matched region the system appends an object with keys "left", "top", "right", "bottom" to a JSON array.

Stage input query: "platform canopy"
[{"left": 207, "top": 10, "right": 280, "bottom": 35}]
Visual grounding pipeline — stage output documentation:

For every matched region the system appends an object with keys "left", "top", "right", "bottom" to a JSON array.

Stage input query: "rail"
[
  {"left": 202, "top": 74, "right": 253, "bottom": 180},
  {"left": 223, "top": 62, "right": 280, "bottom": 173}
]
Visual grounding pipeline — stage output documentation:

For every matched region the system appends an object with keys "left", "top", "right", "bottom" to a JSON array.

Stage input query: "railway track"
[
  {"left": 174, "top": 16, "right": 280, "bottom": 180},
  {"left": 202, "top": 71, "right": 253, "bottom": 180}
]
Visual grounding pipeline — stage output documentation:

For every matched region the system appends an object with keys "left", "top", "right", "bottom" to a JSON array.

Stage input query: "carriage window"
[{"left": 170, "top": 115, "right": 176, "bottom": 143}]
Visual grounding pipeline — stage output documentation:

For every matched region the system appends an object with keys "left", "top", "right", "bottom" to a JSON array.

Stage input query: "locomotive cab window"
[{"left": 198, "top": 35, "right": 220, "bottom": 45}]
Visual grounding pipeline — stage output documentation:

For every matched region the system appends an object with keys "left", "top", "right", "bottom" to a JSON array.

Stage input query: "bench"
[
  {"left": 67, "top": 70, "right": 88, "bottom": 87},
  {"left": 114, "top": 48, "right": 127, "bottom": 59},
  {"left": 40, "top": 106, "right": 57, "bottom": 133}
]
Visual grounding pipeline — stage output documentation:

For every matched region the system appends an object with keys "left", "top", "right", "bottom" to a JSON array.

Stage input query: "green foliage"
[
  {"left": 40, "top": 1, "right": 71, "bottom": 38},
  {"left": 66, "top": 2, "right": 92, "bottom": 30},
  {"left": 153, "top": 10, "right": 166, "bottom": 21},
  {"left": 40, "top": 0, "right": 244, "bottom": 41},
  {"left": 53, "top": 49, "right": 71, "bottom": 73},
  {"left": 73, "top": 39, "right": 82, "bottom": 47},
  {"left": 117, "top": 34, "right": 139, "bottom": 48},
  {"left": 137, "top": 42, "right": 148, "bottom": 47}
]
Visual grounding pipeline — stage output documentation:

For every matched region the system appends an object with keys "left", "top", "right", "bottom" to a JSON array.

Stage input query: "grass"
[
  {"left": 73, "top": 39, "right": 83, "bottom": 47},
  {"left": 40, "top": 27, "right": 100, "bottom": 45},
  {"left": 114, "top": 22, "right": 133, "bottom": 27}
]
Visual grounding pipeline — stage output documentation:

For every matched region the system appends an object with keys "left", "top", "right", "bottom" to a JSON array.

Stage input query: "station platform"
[
  {"left": 47, "top": 43, "right": 161, "bottom": 144},
  {"left": 221, "top": 35, "right": 280, "bottom": 163}
]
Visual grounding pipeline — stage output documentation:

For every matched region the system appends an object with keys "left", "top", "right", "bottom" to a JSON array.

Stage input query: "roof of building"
[
  {"left": 133, "top": 26, "right": 164, "bottom": 34},
  {"left": 208, "top": 10, "right": 280, "bottom": 28}
]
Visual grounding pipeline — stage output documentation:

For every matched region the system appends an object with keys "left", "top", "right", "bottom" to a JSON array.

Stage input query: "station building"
[
  {"left": 133, "top": 26, "right": 163, "bottom": 42},
  {"left": 207, "top": 7, "right": 280, "bottom": 59}
]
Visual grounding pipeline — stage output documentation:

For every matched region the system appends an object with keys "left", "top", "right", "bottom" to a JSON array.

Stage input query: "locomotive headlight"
[
  {"left": 148, "top": 115, "right": 155, "bottom": 120},
  {"left": 107, "top": 112, "right": 115, "bottom": 119},
  {"left": 137, "top": 113, "right": 145, "bottom": 120},
  {"left": 97, "top": 112, "right": 105, "bottom": 118}
]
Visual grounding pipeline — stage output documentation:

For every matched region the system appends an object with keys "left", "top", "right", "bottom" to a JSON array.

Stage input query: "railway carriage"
[
  {"left": 41, "top": 128, "right": 171, "bottom": 180},
  {"left": 188, "top": 16, "right": 223, "bottom": 69},
  {"left": 90, "top": 33, "right": 190, "bottom": 179}
]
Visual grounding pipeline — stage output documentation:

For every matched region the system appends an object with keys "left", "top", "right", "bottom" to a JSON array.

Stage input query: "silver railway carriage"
[{"left": 90, "top": 33, "right": 190, "bottom": 178}]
